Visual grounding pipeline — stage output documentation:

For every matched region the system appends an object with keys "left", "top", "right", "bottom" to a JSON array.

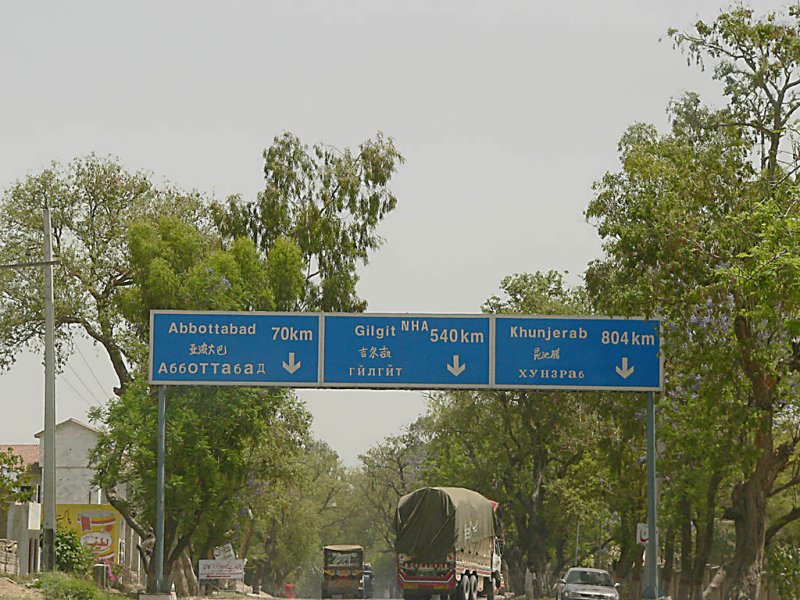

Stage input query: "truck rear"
[
  {"left": 322, "top": 545, "right": 365, "bottom": 599},
  {"left": 394, "top": 487, "right": 502, "bottom": 600}
]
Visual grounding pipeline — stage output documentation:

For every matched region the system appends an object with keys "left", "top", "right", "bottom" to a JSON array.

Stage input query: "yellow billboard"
[{"left": 56, "top": 504, "right": 121, "bottom": 562}]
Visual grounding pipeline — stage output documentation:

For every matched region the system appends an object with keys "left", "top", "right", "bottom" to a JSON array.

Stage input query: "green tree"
[
  {"left": 90, "top": 216, "right": 310, "bottom": 594},
  {"left": 119, "top": 216, "right": 304, "bottom": 330},
  {"left": 587, "top": 7, "right": 800, "bottom": 598},
  {"left": 213, "top": 131, "right": 404, "bottom": 312},
  {"left": 91, "top": 380, "right": 310, "bottom": 594},
  {"left": 0, "top": 155, "right": 202, "bottom": 394},
  {"left": 241, "top": 440, "right": 353, "bottom": 597},
  {"left": 0, "top": 447, "right": 34, "bottom": 506}
]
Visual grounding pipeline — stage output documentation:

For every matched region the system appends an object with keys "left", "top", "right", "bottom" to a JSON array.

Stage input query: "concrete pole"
[
  {"left": 642, "top": 392, "right": 659, "bottom": 600},
  {"left": 42, "top": 208, "right": 57, "bottom": 571}
]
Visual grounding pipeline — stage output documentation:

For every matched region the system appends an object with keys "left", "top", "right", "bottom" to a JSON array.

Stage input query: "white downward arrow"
[
  {"left": 447, "top": 355, "right": 466, "bottom": 376},
  {"left": 282, "top": 352, "right": 301, "bottom": 374},
  {"left": 615, "top": 357, "right": 634, "bottom": 379}
]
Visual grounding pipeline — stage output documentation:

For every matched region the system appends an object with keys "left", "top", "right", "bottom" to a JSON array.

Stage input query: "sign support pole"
[
  {"left": 642, "top": 391, "right": 659, "bottom": 600},
  {"left": 155, "top": 385, "right": 167, "bottom": 593}
]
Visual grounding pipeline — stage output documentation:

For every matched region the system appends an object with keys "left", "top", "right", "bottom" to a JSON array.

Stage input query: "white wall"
[
  {"left": 7, "top": 502, "right": 41, "bottom": 575},
  {"left": 39, "top": 421, "right": 103, "bottom": 504}
]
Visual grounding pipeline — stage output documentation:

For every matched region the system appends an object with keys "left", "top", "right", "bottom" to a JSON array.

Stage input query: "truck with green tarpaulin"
[{"left": 394, "top": 487, "right": 502, "bottom": 600}]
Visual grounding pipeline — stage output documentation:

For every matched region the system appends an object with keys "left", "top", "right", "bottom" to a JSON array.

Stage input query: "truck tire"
[
  {"left": 456, "top": 574, "right": 469, "bottom": 600},
  {"left": 469, "top": 575, "right": 478, "bottom": 600}
]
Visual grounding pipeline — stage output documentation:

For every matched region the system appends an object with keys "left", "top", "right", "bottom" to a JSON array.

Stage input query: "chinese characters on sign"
[
  {"left": 149, "top": 313, "right": 319, "bottom": 386},
  {"left": 322, "top": 314, "right": 491, "bottom": 388}
]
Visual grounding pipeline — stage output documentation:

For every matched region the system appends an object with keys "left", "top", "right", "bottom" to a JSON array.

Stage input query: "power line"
[
  {"left": 65, "top": 362, "right": 104, "bottom": 405},
  {"left": 59, "top": 374, "right": 99, "bottom": 410},
  {"left": 73, "top": 342, "right": 110, "bottom": 401}
]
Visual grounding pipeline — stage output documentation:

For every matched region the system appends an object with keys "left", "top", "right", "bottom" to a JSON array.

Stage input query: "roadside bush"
[
  {"left": 54, "top": 529, "right": 94, "bottom": 575},
  {"left": 767, "top": 543, "right": 800, "bottom": 600},
  {"left": 97, "top": 555, "right": 135, "bottom": 592},
  {"left": 33, "top": 572, "right": 117, "bottom": 600}
]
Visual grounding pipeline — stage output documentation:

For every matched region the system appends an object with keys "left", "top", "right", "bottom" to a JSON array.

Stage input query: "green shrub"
[
  {"left": 767, "top": 543, "right": 800, "bottom": 600},
  {"left": 33, "top": 572, "right": 117, "bottom": 600},
  {"left": 55, "top": 529, "right": 94, "bottom": 575}
]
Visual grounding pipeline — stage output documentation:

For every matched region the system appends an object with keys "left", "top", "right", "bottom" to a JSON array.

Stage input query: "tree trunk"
[
  {"left": 506, "top": 550, "right": 525, "bottom": 595},
  {"left": 725, "top": 478, "right": 767, "bottom": 600},
  {"left": 690, "top": 521, "right": 714, "bottom": 600},
  {"left": 662, "top": 527, "right": 675, "bottom": 600},
  {"left": 526, "top": 524, "right": 549, "bottom": 598},
  {"left": 551, "top": 537, "right": 568, "bottom": 587},
  {"left": 145, "top": 558, "right": 157, "bottom": 594},
  {"left": 703, "top": 567, "right": 726, "bottom": 600},
  {"left": 259, "top": 518, "right": 278, "bottom": 596},
  {"left": 630, "top": 546, "right": 644, "bottom": 600},
  {"left": 678, "top": 495, "right": 693, "bottom": 600},
  {"left": 726, "top": 318, "right": 784, "bottom": 600},
  {"left": 146, "top": 558, "right": 175, "bottom": 595},
  {"left": 613, "top": 531, "right": 637, "bottom": 582},
  {"left": 173, "top": 557, "right": 188, "bottom": 597},
  {"left": 238, "top": 511, "right": 255, "bottom": 558},
  {"left": 252, "top": 559, "right": 266, "bottom": 595},
  {"left": 690, "top": 471, "right": 722, "bottom": 600},
  {"left": 173, "top": 550, "right": 199, "bottom": 597}
]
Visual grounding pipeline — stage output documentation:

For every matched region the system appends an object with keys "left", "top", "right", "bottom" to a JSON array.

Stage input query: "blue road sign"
[
  {"left": 149, "top": 311, "right": 661, "bottom": 391},
  {"left": 322, "top": 314, "right": 491, "bottom": 388},
  {"left": 494, "top": 316, "right": 661, "bottom": 391},
  {"left": 149, "top": 311, "right": 320, "bottom": 386}
]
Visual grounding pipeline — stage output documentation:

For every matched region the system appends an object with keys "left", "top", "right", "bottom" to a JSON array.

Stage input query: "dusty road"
[{"left": 0, "top": 577, "right": 44, "bottom": 599}]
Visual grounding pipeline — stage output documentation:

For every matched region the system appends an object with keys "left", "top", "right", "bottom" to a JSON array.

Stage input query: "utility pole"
[
  {"left": 42, "top": 208, "right": 57, "bottom": 571},
  {"left": 0, "top": 208, "right": 59, "bottom": 570}
]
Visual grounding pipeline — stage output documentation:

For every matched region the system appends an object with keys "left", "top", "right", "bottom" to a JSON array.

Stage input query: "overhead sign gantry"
[{"left": 147, "top": 309, "right": 663, "bottom": 598}]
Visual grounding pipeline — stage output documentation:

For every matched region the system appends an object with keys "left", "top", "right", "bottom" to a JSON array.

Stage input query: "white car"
[{"left": 556, "top": 568, "right": 619, "bottom": 600}]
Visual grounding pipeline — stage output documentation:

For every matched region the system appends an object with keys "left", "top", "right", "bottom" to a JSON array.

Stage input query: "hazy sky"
[{"left": 0, "top": 1, "right": 789, "bottom": 465}]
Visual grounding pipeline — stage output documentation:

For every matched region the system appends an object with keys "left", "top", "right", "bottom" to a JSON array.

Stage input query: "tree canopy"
[
  {"left": 213, "top": 132, "right": 404, "bottom": 312},
  {"left": 0, "top": 155, "right": 203, "bottom": 393},
  {"left": 586, "top": 6, "right": 800, "bottom": 599}
]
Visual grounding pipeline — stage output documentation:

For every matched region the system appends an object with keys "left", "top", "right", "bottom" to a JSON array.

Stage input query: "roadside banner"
[
  {"left": 56, "top": 504, "right": 121, "bottom": 562},
  {"left": 213, "top": 543, "right": 236, "bottom": 559},
  {"left": 199, "top": 559, "right": 245, "bottom": 580}
]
